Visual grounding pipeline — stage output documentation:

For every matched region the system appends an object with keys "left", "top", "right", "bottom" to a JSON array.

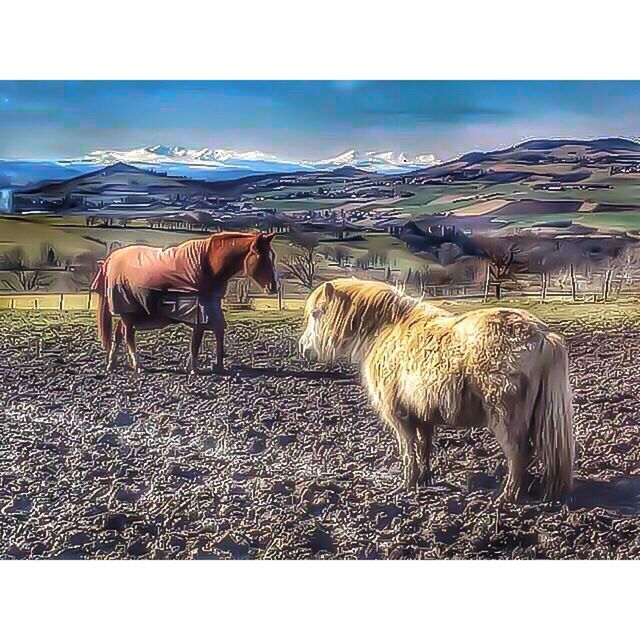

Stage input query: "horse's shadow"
[
  {"left": 143, "top": 363, "right": 355, "bottom": 382},
  {"left": 468, "top": 472, "right": 640, "bottom": 514},
  {"left": 569, "top": 476, "right": 640, "bottom": 515}
]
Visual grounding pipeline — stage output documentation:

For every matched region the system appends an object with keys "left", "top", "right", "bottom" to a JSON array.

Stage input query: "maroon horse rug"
[
  {"left": 101, "top": 237, "right": 220, "bottom": 324},
  {"left": 91, "top": 231, "right": 279, "bottom": 373}
]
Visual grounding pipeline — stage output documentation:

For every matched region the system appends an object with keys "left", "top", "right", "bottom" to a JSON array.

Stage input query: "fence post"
[
  {"left": 603, "top": 269, "right": 613, "bottom": 303},
  {"left": 483, "top": 262, "right": 491, "bottom": 302},
  {"left": 570, "top": 264, "right": 577, "bottom": 301},
  {"left": 278, "top": 282, "right": 284, "bottom": 311},
  {"left": 540, "top": 272, "right": 548, "bottom": 302},
  {"left": 59, "top": 293, "right": 63, "bottom": 310}
]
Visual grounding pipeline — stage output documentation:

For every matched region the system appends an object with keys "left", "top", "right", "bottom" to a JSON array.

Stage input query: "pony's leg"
[
  {"left": 492, "top": 416, "right": 532, "bottom": 502},
  {"left": 363, "top": 367, "right": 419, "bottom": 490},
  {"left": 413, "top": 420, "right": 435, "bottom": 487},
  {"left": 188, "top": 325, "right": 205, "bottom": 374},
  {"left": 107, "top": 320, "right": 124, "bottom": 372},
  {"left": 121, "top": 315, "right": 141, "bottom": 373},
  {"left": 380, "top": 404, "right": 419, "bottom": 490}
]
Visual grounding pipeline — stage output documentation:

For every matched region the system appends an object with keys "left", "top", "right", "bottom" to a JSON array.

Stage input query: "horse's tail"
[
  {"left": 531, "top": 332, "right": 574, "bottom": 499},
  {"left": 91, "top": 260, "right": 112, "bottom": 351}
]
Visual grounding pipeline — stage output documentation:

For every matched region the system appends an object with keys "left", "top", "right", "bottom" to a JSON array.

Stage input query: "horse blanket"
[{"left": 93, "top": 237, "right": 223, "bottom": 325}]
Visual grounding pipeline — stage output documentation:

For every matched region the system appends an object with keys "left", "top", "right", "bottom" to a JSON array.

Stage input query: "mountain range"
[
  {"left": 3, "top": 137, "right": 640, "bottom": 192},
  {"left": 0, "top": 145, "right": 439, "bottom": 188},
  {"left": 71, "top": 144, "right": 439, "bottom": 175}
]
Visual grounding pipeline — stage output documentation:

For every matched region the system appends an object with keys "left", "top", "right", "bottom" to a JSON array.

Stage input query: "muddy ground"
[{"left": 1, "top": 310, "right": 639, "bottom": 559}]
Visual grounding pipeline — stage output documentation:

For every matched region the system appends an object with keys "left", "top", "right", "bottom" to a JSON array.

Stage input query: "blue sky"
[{"left": 1, "top": 80, "right": 640, "bottom": 161}]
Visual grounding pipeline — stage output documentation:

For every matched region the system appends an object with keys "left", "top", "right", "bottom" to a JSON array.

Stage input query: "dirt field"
[{"left": 1, "top": 303, "right": 639, "bottom": 559}]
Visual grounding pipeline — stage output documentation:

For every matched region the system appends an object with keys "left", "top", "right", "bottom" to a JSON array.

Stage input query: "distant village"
[{"left": 1, "top": 162, "right": 412, "bottom": 236}]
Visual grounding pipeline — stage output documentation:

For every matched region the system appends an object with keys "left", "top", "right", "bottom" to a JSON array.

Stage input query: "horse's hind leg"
[
  {"left": 107, "top": 320, "right": 124, "bottom": 372},
  {"left": 492, "top": 415, "right": 532, "bottom": 502},
  {"left": 188, "top": 325, "right": 205, "bottom": 375},
  {"left": 121, "top": 315, "right": 141, "bottom": 373}
]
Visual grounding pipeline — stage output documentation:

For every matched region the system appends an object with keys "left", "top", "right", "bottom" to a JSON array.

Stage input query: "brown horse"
[{"left": 91, "top": 231, "right": 279, "bottom": 374}]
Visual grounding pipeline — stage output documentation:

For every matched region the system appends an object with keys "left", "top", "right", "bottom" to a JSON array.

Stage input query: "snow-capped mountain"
[
  {"left": 68, "top": 145, "right": 439, "bottom": 177},
  {"left": 311, "top": 149, "right": 438, "bottom": 173},
  {"left": 80, "top": 145, "right": 298, "bottom": 169}
]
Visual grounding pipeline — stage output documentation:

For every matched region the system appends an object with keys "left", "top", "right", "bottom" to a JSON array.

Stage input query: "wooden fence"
[
  {"left": 1, "top": 275, "right": 637, "bottom": 312},
  {"left": 0, "top": 292, "right": 307, "bottom": 312}
]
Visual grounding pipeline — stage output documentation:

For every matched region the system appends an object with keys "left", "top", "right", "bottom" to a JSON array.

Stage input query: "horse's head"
[
  {"left": 244, "top": 232, "right": 279, "bottom": 295},
  {"left": 299, "top": 280, "right": 349, "bottom": 363},
  {"left": 300, "top": 278, "right": 413, "bottom": 364}
]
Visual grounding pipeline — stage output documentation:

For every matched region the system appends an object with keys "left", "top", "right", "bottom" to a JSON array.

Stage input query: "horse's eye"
[{"left": 312, "top": 308, "right": 324, "bottom": 319}]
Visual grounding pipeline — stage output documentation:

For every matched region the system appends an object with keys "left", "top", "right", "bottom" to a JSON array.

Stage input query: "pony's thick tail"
[
  {"left": 91, "top": 261, "right": 112, "bottom": 352},
  {"left": 532, "top": 333, "right": 575, "bottom": 499}
]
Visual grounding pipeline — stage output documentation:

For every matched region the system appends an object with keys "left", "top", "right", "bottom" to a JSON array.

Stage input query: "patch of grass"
[
  {"left": 437, "top": 295, "right": 640, "bottom": 326},
  {"left": 4, "top": 296, "right": 640, "bottom": 330}
]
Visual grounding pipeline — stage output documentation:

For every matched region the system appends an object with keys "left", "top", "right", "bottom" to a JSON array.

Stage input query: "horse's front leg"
[
  {"left": 188, "top": 325, "right": 205, "bottom": 375},
  {"left": 214, "top": 324, "right": 225, "bottom": 372},
  {"left": 121, "top": 314, "right": 141, "bottom": 374}
]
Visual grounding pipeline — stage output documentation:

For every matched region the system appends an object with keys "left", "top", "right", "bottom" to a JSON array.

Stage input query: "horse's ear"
[
  {"left": 255, "top": 232, "right": 276, "bottom": 251},
  {"left": 324, "top": 282, "right": 336, "bottom": 300}
]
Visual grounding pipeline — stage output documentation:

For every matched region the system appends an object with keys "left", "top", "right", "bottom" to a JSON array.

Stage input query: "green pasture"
[{"left": 3, "top": 296, "right": 640, "bottom": 331}]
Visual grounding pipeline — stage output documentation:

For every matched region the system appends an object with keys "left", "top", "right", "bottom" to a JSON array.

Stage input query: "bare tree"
[
  {"left": 69, "top": 254, "right": 101, "bottom": 291},
  {"left": 326, "top": 244, "right": 348, "bottom": 267},
  {"left": 282, "top": 228, "right": 322, "bottom": 290},
  {"left": 615, "top": 246, "right": 640, "bottom": 296},
  {"left": 0, "top": 247, "right": 27, "bottom": 270},
  {"left": 481, "top": 242, "right": 522, "bottom": 301},
  {"left": 414, "top": 265, "right": 433, "bottom": 295},
  {"left": 1, "top": 269, "right": 53, "bottom": 292}
]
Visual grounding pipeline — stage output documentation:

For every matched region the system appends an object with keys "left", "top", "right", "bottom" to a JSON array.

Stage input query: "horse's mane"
[{"left": 315, "top": 279, "right": 431, "bottom": 361}]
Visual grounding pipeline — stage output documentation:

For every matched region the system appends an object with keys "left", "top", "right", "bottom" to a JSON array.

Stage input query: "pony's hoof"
[
  {"left": 402, "top": 479, "right": 418, "bottom": 492},
  {"left": 497, "top": 484, "right": 524, "bottom": 504}
]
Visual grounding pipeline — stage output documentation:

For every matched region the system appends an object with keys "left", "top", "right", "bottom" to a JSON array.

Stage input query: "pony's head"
[
  {"left": 243, "top": 232, "right": 279, "bottom": 294},
  {"left": 299, "top": 278, "right": 415, "bottom": 363}
]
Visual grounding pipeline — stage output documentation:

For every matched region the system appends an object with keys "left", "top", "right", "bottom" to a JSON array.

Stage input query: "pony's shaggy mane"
[{"left": 312, "top": 278, "right": 449, "bottom": 362}]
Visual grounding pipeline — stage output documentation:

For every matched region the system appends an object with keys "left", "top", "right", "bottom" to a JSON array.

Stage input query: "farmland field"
[{"left": 1, "top": 299, "right": 639, "bottom": 559}]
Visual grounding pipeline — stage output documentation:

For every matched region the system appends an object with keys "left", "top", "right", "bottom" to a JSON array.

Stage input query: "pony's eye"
[{"left": 312, "top": 307, "right": 324, "bottom": 319}]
